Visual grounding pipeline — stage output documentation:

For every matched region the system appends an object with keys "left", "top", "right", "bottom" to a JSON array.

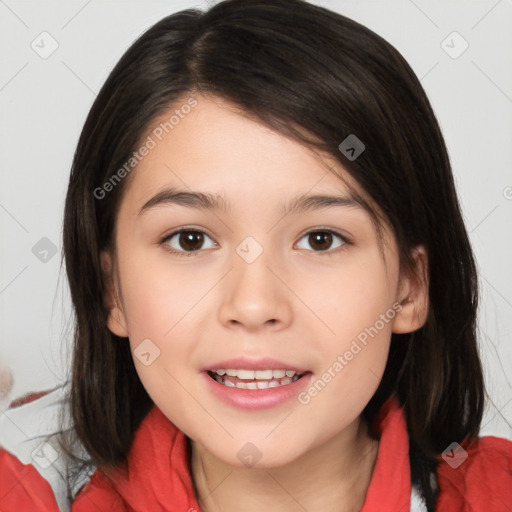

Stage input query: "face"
[{"left": 101, "top": 93, "right": 427, "bottom": 468}]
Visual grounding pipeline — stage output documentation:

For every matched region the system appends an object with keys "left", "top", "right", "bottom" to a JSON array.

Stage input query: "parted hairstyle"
[{"left": 57, "top": 1, "right": 485, "bottom": 509}]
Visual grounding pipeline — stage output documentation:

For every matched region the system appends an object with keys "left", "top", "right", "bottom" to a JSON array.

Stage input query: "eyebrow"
[{"left": 137, "top": 186, "right": 365, "bottom": 218}]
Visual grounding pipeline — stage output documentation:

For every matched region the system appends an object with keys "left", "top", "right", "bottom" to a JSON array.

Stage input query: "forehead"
[{"left": 121, "top": 94, "right": 369, "bottom": 215}]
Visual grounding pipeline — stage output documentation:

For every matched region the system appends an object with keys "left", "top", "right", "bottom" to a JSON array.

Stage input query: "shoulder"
[
  {"left": 436, "top": 435, "right": 512, "bottom": 511},
  {"left": 0, "top": 384, "right": 96, "bottom": 512},
  {"left": 71, "top": 405, "right": 187, "bottom": 511},
  {"left": 0, "top": 447, "right": 61, "bottom": 511}
]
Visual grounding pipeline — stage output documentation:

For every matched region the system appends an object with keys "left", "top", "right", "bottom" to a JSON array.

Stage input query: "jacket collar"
[{"left": 90, "top": 396, "right": 413, "bottom": 511}]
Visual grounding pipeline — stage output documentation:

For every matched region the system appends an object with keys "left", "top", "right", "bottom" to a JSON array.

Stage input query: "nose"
[{"left": 217, "top": 248, "right": 292, "bottom": 332}]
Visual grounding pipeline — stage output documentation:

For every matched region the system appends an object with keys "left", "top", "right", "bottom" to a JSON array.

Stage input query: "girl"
[{"left": 0, "top": 0, "right": 510, "bottom": 511}]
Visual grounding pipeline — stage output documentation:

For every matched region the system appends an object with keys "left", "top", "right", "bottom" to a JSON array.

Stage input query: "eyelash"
[{"left": 159, "top": 228, "right": 352, "bottom": 258}]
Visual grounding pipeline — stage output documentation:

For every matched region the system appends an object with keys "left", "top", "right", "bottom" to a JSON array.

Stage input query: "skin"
[{"left": 101, "top": 93, "right": 429, "bottom": 512}]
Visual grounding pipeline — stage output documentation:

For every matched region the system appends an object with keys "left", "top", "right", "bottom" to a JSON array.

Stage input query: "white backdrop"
[{"left": 0, "top": 0, "right": 511, "bottom": 440}]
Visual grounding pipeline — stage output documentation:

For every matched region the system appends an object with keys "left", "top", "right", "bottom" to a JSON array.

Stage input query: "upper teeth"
[{"left": 214, "top": 369, "right": 299, "bottom": 379}]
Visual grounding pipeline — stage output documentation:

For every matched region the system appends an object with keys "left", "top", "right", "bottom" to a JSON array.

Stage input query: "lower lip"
[{"left": 202, "top": 371, "right": 313, "bottom": 410}]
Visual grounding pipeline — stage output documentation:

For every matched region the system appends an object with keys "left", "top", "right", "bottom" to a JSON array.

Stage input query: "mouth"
[
  {"left": 203, "top": 360, "right": 313, "bottom": 409},
  {"left": 207, "top": 368, "right": 306, "bottom": 389}
]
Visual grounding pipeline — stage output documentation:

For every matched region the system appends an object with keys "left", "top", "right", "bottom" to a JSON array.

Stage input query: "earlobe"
[
  {"left": 392, "top": 246, "right": 429, "bottom": 334},
  {"left": 100, "top": 250, "right": 129, "bottom": 338}
]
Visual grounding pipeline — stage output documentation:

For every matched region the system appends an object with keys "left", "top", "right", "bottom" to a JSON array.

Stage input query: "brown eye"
[
  {"left": 296, "top": 230, "right": 347, "bottom": 254},
  {"left": 178, "top": 231, "right": 204, "bottom": 251},
  {"left": 308, "top": 232, "right": 333, "bottom": 251},
  {"left": 162, "top": 230, "right": 216, "bottom": 254}
]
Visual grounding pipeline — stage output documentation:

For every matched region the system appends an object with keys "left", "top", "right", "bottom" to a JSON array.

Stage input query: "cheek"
[
  {"left": 299, "top": 251, "right": 397, "bottom": 344},
  {"left": 295, "top": 253, "right": 395, "bottom": 406},
  {"left": 118, "top": 246, "right": 213, "bottom": 338},
  {"left": 116, "top": 247, "right": 220, "bottom": 407}
]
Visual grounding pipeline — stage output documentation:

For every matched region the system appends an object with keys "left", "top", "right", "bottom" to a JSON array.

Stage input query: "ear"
[
  {"left": 392, "top": 245, "right": 429, "bottom": 334},
  {"left": 100, "top": 250, "right": 129, "bottom": 338}
]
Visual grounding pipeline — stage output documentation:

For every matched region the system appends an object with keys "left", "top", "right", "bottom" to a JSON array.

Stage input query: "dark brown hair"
[{"left": 57, "top": 1, "right": 484, "bottom": 509}]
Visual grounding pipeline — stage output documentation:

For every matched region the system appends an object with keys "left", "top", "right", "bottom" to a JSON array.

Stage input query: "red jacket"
[{"left": 1, "top": 386, "right": 511, "bottom": 511}]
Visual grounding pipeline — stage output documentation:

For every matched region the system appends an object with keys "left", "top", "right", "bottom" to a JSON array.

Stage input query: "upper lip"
[{"left": 201, "top": 357, "right": 308, "bottom": 374}]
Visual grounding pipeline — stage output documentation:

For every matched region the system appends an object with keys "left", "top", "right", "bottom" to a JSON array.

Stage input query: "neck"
[{"left": 189, "top": 416, "right": 379, "bottom": 512}]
